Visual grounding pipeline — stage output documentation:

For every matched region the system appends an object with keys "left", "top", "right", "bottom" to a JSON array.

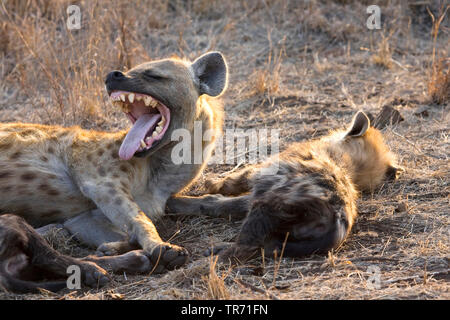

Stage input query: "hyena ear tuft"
[
  {"left": 347, "top": 111, "right": 370, "bottom": 137},
  {"left": 191, "top": 51, "right": 228, "bottom": 97}
]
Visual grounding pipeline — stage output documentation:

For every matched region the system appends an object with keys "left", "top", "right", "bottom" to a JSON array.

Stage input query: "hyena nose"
[{"left": 105, "top": 70, "right": 125, "bottom": 85}]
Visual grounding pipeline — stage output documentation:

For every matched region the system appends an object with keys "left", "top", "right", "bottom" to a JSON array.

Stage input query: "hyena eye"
[{"left": 143, "top": 72, "right": 166, "bottom": 80}]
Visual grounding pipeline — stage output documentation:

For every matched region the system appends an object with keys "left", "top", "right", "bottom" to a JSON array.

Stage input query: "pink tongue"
[{"left": 119, "top": 114, "right": 160, "bottom": 160}]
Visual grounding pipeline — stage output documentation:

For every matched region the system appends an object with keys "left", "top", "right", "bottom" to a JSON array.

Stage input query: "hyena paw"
[
  {"left": 145, "top": 243, "right": 188, "bottom": 273},
  {"left": 96, "top": 241, "right": 136, "bottom": 257},
  {"left": 80, "top": 261, "right": 110, "bottom": 287},
  {"left": 203, "top": 242, "right": 234, "bottom": 257},
  {"left": 218, "top": 245, "right": 260, "bottom": 264},
  {"left": 118, "top": 250, "right": 152, "bottom": 274}
]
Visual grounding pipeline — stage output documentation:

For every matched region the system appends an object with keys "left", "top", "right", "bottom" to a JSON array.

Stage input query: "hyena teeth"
[
  {"left": 120, "top": 94, "right": 126, "bottom": 102},
  {"left": 152, "top": 131, "right": 158, "bottom": 138},
  {"left": 144, "top": 96, "right": 151, "bottom": 107},
  {"left": 128, "top": 93, "right": 135, "bottom": 103},
  {"left": 155, "top": 126, "right": 162, "bottom": 133},
  {"left": 140, "top": 139, "right": 146, "bottom": 148},
  {"left": 136, "top": 95, "right": 142, "bottom": 101}
]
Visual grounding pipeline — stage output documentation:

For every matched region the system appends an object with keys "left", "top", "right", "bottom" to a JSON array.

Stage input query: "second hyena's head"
[
  {"left": 324, "top": 111, "right": 402, "bottom": 191},
  {"left": 105, "top": 52, "right": 228, "bottom": 160}
]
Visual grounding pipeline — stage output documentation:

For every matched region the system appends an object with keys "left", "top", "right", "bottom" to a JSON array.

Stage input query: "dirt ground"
[{"left": 0, "top": 0, "right": 448, "bottom": 300}]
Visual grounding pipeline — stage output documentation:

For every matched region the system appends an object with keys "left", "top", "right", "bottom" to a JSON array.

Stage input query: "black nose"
[{"left": 105, "top": 70, "right": 125, "bottom": 85}]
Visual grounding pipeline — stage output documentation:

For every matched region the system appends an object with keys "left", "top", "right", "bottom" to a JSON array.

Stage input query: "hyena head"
[
  {"left": 105, "top": 52, "right": 228, "bottom": 160},
  {"left": 325, "top": 111, "right": 402, "bottom": 191}
]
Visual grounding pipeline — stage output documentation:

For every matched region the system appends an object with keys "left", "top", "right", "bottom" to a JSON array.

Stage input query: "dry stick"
[
  {"left": 271, "top": 232, "right": 289, "bottom": 289},
  {"left": 391, "top": 130, "right": 441, "bottom": 160},
  {"left": 148, "top": 246, "right": 164, "bottom": 276},
  {"left": 349, "top": 256, "right": 399, "bottom": 263},
  {"left": 234, "top": 278, "right": 279, "bottom": 300},
  {"left": 383, "top": 269, "right": 449, "bottom": 286}
]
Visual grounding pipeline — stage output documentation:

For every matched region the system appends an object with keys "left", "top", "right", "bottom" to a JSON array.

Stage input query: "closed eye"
[{"left": 143, "top": 72, "right": 166, "bottom": 80}]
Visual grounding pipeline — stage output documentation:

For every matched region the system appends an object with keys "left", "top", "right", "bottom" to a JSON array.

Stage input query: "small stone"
[{"left": 395, "top": 202, "right": 408, "bottom": 213}]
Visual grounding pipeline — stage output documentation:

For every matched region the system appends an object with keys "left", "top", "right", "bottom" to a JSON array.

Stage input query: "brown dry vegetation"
[{"left": 0, "top": 0, "right": 449, "bottom": 300}]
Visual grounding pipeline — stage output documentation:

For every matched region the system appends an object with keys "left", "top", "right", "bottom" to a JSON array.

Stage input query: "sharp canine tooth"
[
  {"left": 120, "top": 94, "right": 126, "bottom": 102},
  {"left": 128, "top": 93, "right": 135, "bottom": 103},
  {"left": 140, "top": 139, "right": 146, "bottom": 148}
]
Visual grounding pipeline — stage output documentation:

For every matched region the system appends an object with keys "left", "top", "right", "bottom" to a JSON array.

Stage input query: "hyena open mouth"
[{"left": 110, "top": 90, "right": 171, "bottom": 160}]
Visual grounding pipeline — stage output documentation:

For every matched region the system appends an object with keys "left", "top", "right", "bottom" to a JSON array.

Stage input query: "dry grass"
[
  {"left": 0, "top": 0, "right": 449, "bottom": 300},
  {"left": 372, "top": 33, "right": 394, "bottom": 69},
  {"left": 426, "top": 4, "right": 449, "bottom": 104}
]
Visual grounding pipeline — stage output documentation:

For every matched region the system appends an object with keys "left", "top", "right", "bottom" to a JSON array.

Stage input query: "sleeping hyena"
[
  {"left": 0, "top": 51, "right": 228, "bottom": 290},
  {"left": 168, "top": 111, "right": 402, "bottom": 262}
]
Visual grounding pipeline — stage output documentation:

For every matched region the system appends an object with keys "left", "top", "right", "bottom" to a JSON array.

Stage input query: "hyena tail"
[
  {"left": 0, "top": 273, "right": 67, "bottom": 294},
  {"left": 266, "top": 211, "right": 349, "bottom": 257}
]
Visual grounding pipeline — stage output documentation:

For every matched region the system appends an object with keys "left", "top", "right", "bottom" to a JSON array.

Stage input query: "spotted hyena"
[
  {"left": 168, "top": 111, "right": 402, "bottom": 262},
  {"left": 0, "top": 52, "right": 228, "bottom": 277}
]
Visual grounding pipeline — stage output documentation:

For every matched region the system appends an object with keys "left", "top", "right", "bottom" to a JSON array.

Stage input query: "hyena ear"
[
  {"left": 385, "top": 165, "right": 403, "bottom": 181},
  {"left": 191, "top": 51, "right": 228, "bottom": 97},
  {"left": 346, "top": 111, "right": 370, "bottom": 137}
]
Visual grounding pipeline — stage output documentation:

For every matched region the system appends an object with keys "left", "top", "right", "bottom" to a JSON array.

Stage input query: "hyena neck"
[
  {"left": 318, "top": 134, "right": 363, "bottom": 189},
  {"left": 144, "top": 97, "right": 221, "bottom": 196}
]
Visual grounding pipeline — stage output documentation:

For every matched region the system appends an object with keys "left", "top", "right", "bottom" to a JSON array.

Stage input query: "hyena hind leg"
[
  {"left": 0, "top": 214, "right": 109, "bottom": 293},
  {"left": 204, "top": 166, "right": 257, "bottom": 196},
  {"left": 167, "top": 194, "right": 250, "bottom": 220}
]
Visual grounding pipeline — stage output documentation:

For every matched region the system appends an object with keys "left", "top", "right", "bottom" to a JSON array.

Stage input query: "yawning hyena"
[
  {"left": 0, "top": 52, "right": 228, "bottom": 276},
  {"left": 168, "top": 111, "right": 402, "bottom": 262}
]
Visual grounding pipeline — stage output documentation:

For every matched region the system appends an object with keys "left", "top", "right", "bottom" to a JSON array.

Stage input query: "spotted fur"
[
  {"left": 168, "top": 111, "right": 401, "bottom": 262},
  {"left": 0, "top": 52, "right": 228, "bottom": 273}
]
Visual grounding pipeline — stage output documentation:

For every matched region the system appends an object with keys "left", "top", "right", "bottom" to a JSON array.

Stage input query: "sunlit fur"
[{"left": 178, "top": 111, "right": 401, "bottom": 261}]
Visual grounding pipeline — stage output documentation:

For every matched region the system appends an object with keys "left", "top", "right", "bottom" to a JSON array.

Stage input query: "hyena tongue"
[{"left": 119, "top": 113, "right": 160, "bottom": 160}]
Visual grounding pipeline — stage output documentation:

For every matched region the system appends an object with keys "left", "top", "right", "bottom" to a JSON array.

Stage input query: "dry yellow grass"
[
  {"left": 426, "top": 4, "right": 449, "bottom": 104},
  {"left": 0, "top": 0, "right": 448, "bottom": 300}
]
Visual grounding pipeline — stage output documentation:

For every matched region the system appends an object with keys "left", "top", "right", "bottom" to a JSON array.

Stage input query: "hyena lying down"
[
  {"left": 168, "top": 111, "right": 401, "bottom": 262},
  {"left": 0, "top": 51, "right": 228, "bottom": 290}
]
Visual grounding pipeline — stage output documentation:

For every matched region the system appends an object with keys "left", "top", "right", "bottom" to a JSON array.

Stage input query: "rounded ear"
[
  {"left": 385, "top": 164, "right": 404, "bottom": 181},
  {"left": 191, "top": 51, "right": 228, "bottom": 97},
  {"left": 346, "top": 111, "right": 370, "bottom": 137}
]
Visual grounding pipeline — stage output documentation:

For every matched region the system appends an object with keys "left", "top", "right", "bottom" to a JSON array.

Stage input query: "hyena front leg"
[
  {"left": 78, "top": 180, "right": 188, "bottom": 272},
  {"left": 219, "top": 201, "right": 281, "bottom": 263},
  {"left": 167, "top": 194, "right": 250, "bottom": 220},
  {"left": 204, "top": 166, "right": 257, "bottom": 196}
]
